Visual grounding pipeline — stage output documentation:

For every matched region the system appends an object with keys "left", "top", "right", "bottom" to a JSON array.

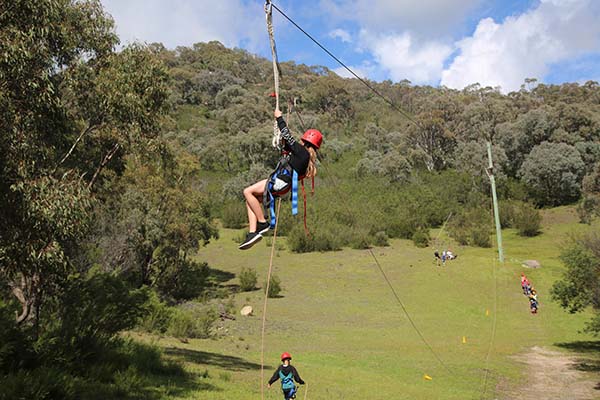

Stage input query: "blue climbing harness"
[
  {"left": 279, "top": 370, "right": 297, "bottom": 399},
  {"left": 279, "top": 370, "right": 295, "bottom": 390},
  {"left": 265, "top": 161, "right": 299, "bottom": 229}
]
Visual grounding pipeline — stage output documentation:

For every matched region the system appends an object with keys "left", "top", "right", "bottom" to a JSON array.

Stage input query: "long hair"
[{"left": 305, "top": 146, "right": 318, "bottom": 179}]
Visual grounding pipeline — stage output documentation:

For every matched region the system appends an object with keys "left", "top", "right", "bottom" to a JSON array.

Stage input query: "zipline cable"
[
  {"left": 260, "top": 198, "right": 282, "bottom": 400},
  {"left": 269, "top": 2, "right": 422, "bottom": 129}
]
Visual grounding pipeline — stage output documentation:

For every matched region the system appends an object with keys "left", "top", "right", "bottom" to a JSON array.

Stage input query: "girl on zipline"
[
  {"left": 239, "top": 109, "right": 322, "bottom": 250},
  {"left": 268, "top": 352, "right": 305, "bottom": 400}
]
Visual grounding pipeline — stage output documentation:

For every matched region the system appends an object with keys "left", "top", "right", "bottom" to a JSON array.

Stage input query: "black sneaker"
[
  {"left": 257, "top": 221, "right": 270, "bottom": 235},
  {"left": 238, "top": 232, "right": 262, "bottom": 250}
]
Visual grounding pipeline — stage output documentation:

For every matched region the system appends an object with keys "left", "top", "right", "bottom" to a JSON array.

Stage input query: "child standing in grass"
[{"left": 268, "top": 352, "right": 305, "bottom": 399}]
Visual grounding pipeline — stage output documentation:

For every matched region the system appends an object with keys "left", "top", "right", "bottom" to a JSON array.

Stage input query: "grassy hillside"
[{"left": 131, "top": 206, "right": 598, "bottom": 400}]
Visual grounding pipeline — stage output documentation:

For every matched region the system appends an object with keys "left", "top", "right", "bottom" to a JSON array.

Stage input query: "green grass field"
[{"left": 132, "top": 206, "right": 599, "bottom": 399}]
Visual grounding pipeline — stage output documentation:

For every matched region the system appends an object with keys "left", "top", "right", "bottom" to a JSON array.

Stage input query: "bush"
[
  {"left": 470, "top": 226, "right": 492, "bottom": 248},
  {"left": 169, "top": 307, "right": 216, "bottom": 339},
  {"left": 195, "top": 309, "right": 218, "bottom": 338},
  {"left": 577, "top": 195, "right": 600, "bottom": 224},
  {"left": 449, "top": 208, "right": 492, "bottom": 248},
  {"left": 138, "top": 291, "right": 173, "bottom": 334},
  {"left": 239, "top": 268, "right": 258, "bottom": 291},
  {"left": 412, "top": 228, "right": 430, "bottom": 248},
  {"left": 38, "top": 273, "right": 149, "bottom": 364},
  {"left": 264, "top": 275, "right": 282, "bottom": 298},
  {"left": 0, "top": 301, "right": 34, "bottom": 373},
  {"left": 513, "top": 202, "right": 542, "bottom": 236},
  {"left": 350, "top": 235, "right": 371, "bottom": 250},
  {"left": 287, "top": 224, "right": 342, "bottom": 253},
  {"left": 499, "top": 200, "right": 516, "bottom": 228},
  {"left": 222, "top": 201, "right": 247, "bottom": 229},
  {"left": 166, "top": 308, "right": 198, "bottom": 339},
  {"left": 372, "top": 231, "right": 389, "bottom": 247},
  {"left": 0, "top": 368, "right": 75, "bottom": 400},
  {"left": 157, "top": 260, "right": 210, "bottom": 301},
  {"left": 113, "top": 366, "right": 146, "bottom": 399}
]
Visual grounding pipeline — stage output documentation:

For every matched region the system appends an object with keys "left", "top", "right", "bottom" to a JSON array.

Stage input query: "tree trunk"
[{"left": 10, "top": 272, "right": 40, "bottom": 325}]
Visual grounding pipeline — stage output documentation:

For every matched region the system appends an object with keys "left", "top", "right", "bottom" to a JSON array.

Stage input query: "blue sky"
[{"left": 101, "top": 0, "right": 600, "bottom": 92}]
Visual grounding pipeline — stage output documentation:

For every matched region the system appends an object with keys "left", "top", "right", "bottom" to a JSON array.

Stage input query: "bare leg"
[{"left": 243, "top": 179, "right": 268, "bottom": 232}]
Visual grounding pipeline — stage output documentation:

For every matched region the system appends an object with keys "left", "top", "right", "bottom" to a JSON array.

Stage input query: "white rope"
[{"left": 265, "top": 1, "right": 282, "bottom": 149}]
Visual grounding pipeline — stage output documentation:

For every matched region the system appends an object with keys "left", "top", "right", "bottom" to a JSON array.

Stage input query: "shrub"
[
  {"left": 264, "top": 275, "right": 282, "bottom": 298},
  {"left": 373, "top": 231, "right": 389, "bottom": 247},
  {"left": 412, "top": 229, "right": 430, "bottom": 248},
  {"left": 0, "top": 368, "right": 75, "bottom": 400},
  {"left": 450, "top": 226, "right": 469, "bottom": 246},
  {"left": 577, "top": 195, "right": 600, "bottom": 224},
  {"left": 449, "top": 208, "right": 492, "bottom": 248},
  {"left": 350, "top": 235, "right": 371, "bottom": 249},
  {"left": 513, "top": 202, "right": 542, "bottom": 236},
  {"left": 166, "top": 308, "right": 198, "bottom": 339},
  {"left": 157, "top": 260, "right": 210, "bottom": 301},
  {"left": 222, "top": 201, "right": 247, "bottom": 229},
  {"left": 287, "top": 224, "right": 342, "bottom": 253},
  {"left": 138, "top": 291, "right": 173, "bottom": 334},
  {"left": 166, "top": 307, "right": 217, "bottom": 339},
  {"left": 239, "top": 268, "right": 258, "bottom": 291},
  {"left": 499, "top": 200, "right": 516, "bottom": 228},
  {"left": 191, "top": 308, "right": 217, "bottom": 339},
  {"left": 38, "top": 273, "right": 149, "bottom": 364},
  {"left": 470, "top": 226, "right": 492, "bottom": 248},
  {"left": 113, "top": 366, "right": 146, "bottom": 399},
  {"left": 0, "top": 301, "right": 34, "bottom": 373}
]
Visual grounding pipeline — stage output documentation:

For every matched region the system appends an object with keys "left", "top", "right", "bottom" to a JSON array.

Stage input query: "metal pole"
[{"left": 486, "top": 141, "right": 504, "bottom": 263}]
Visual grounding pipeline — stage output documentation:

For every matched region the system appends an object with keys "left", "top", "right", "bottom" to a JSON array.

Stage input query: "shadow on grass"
[
  {"left": 207, "top": 267, "right": 235, "bottom": 284},
  {"left": 556, "top": 340, "right": 600, "bottom": 389},
  {"left": 165, "top": 347, "right": 271, "bottom": 371},
  {"left": 556, "top": 341, "right": 600, "bottom": 353},
  {"left": 66, "top": 340, "right": 223, "bottom": 400}
]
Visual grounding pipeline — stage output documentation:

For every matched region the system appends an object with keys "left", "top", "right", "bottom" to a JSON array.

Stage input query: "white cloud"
[
  {"left": 329, "top": 28, "right": 352, "bottom": 43},
  {"left": 360, "top": 31, "right": 452, "bottom": 84},
  {"left": 320, "top": 0, "right": 482, "bottom": 37},
  {"left": 441, "top": 0, "right": 600, "bottom": 92},
  {"left": 332, "top": 64, "right": 373, "bottom": 79},
  {"left": 100, "top": 0, "right": 264, "bottom": 50}
]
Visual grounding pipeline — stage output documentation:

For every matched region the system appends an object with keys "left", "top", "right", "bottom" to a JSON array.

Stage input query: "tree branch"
[
  {"left": 87, "top": 143, "right": 120, "bottom": 190},
  {"left": 54, "top": 124, "right": 98, "bottom": 173}
]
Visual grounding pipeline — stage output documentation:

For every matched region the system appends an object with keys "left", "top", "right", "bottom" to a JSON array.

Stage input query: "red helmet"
[
  {"left": 301, "top": 129, "right": 323, "bottom": 149},
  {"left": 280, "top": 352, "right": 292, "bottom": 361}
]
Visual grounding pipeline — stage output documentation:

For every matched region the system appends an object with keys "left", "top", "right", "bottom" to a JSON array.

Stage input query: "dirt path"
[{"left": 502, "top": 346, "right": 599, "bottom": 400}]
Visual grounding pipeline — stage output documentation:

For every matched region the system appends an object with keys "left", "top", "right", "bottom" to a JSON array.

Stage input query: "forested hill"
[
  {"left": 154, "top": 42, "right": 600, "bottom": 249},
  {"left": 157, "top": 41, "right": 600, "bottom": 212}
]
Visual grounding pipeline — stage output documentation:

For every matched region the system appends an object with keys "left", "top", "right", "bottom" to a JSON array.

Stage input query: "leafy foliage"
[
  {"left": 519, "top": 142, "right": 586, "bottom": 206},
  {"left": 513, "top": 202, "right": 542, "bottom": 237},
  {"left": 551, "top": 232, "right": 600, "bottom": 335},
  {"left": 265, "top": 275, "right": 282, "bottom": 298},
  {"left": 239, "top": 268, "right": 258, "bottom": 292}
]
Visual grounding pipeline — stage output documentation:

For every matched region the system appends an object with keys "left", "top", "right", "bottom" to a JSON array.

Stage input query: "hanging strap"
[
  {"left": 268, "top": 188, "right": 277, "bottom": 229},
  {"left": 265, "top": 1, "right": 282, "bottom": 149},
  {"left": 301, "top": 179, "right": 310, "bottom": 237},
  {"left": 291, "top": 169, "right": 299, "bottom": 216}
]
